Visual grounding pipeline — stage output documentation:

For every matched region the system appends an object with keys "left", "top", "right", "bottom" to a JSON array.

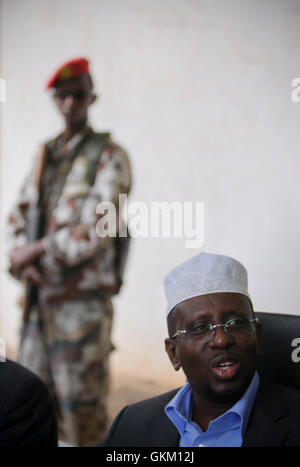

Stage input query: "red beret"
[{"left": 46, "top": 58, "right": 90, "bottom": 90}]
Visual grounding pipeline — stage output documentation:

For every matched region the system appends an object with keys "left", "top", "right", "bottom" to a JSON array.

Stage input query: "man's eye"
[
  {"left": 73, "top": 91, "right": 85, "bottom": 99},
  {"left": 227, "top": 319, "right": 248, "bottom": 329},
  {"left": 55, "top": 92, "right": 67, "bottom": 99},
  {"left": 190, "top": 323, "right": 210, "bottom": 334}
]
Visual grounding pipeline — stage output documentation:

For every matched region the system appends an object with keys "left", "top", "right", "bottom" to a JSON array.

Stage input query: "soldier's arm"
[
  {"left": 10, "top": 240, "right": 45, "bottom": 278},
  {"left": 7, "top": 143, "right": 49, "bottom": 278},
  {"left": 7, "top": 172, "right": 34, "bottom": 278},
  {"left": 42, "top": 144, "right": 132, "bottom": 267}
]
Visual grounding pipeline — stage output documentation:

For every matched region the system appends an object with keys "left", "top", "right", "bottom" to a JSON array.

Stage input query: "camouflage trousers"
[{"left": 18, "top": 296, "right": 114, "bottom": 447}]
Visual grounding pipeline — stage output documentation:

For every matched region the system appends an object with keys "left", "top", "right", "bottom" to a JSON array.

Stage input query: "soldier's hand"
[
  {"left": 10, "top": 240, "right": 45, "bottom": 277},
  {"left": 19, "top": 265, "right": 46, "bottom": 286}
]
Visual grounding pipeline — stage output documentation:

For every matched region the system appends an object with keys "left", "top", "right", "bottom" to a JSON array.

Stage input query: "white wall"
[{"left": 1, "top": 0, "right": 300, "bottom": 388}]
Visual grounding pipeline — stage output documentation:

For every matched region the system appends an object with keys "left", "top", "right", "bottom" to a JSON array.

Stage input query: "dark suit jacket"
[
  {"left": 103, "top": 378, "right": 300, "bottom": 447},
  {"left": 0, "top": 359, "right": 58, "bottom": 446}
]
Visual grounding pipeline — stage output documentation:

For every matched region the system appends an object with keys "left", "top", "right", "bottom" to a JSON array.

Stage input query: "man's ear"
[
  {"left": 165, "top": 338, "right": 181, "bottom": 371},
  {"left": 90, "top": 93, "right": 97, "bottom": 105}
]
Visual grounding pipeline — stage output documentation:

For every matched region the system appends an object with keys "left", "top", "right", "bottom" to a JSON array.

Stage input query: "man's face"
[
  {"left": 52, "top": 74, "right": 96, "bottom": 127},
  {"left": 165, "top": 292, "right": 261, "bottom": 405}
]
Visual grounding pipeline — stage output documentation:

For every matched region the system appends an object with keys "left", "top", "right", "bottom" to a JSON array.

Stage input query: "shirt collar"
[{"left": 165, "top": 371, "right": 260, "bottom": 437}]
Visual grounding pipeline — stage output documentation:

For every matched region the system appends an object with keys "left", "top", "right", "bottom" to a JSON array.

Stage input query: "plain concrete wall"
[{"left": 1, "top": 0, "right": 300, "bottom": 388}]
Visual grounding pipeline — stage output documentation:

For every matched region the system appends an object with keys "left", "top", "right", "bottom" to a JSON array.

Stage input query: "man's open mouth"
[{"left": 211, "top": 355, "right": 240, "bottom": 381}]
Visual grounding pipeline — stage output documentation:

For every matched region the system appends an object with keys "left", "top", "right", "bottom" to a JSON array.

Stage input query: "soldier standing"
[{"left": 7, "top": 58, "right": 132, "bottom": 446}]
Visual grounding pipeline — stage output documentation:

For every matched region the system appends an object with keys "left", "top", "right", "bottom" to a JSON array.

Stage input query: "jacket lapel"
[
  {"left": 146, "top": 391, "right": 180, "bottom": 447},
  {"left": 242, "top": 378, "right": 290, "bottom": 447},
  {"left": 155, "top": 414, "right": 180, "bottom": 447}
]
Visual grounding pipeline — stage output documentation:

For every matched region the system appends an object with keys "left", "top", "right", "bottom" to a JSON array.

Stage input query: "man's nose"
[
  {"left": 209, "top": 325, "right": 234, "bottom": 348},
  {"left": 63, "top": 95, "right": 75, "bottom": 111}
]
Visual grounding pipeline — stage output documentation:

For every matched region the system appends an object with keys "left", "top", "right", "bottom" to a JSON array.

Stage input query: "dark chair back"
[{"left": 255, "top": 312, "right": 300, "bottom": 391}]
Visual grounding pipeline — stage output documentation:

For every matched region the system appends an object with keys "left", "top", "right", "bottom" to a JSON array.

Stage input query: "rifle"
[
  {"left": 22, "top": 144, "right": 48, "bottom": 323},
  {"left": 114, "top": 229, "right": 131, "bottom": 292}
]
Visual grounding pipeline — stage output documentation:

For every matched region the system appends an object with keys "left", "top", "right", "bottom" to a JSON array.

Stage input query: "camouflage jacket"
[{"left": 7, "top": 126, "right": 132, "bottom": 304}]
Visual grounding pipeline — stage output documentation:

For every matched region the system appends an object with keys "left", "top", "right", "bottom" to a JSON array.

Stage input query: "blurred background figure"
[{"left": 6, "top": 57, "right": 132, "bottom": 446}]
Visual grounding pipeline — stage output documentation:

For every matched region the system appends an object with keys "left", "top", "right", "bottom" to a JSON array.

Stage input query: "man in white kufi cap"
[{"left": 102, "top": 252, "right": 300, "bottom": 447}]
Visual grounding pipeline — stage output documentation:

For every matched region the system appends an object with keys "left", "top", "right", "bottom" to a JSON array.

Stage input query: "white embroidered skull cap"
[{"left": 164, "top": 252, "right": 252, "bottom": 316}]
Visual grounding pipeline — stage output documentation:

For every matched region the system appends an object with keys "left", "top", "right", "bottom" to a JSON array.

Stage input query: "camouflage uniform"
[{"left": 7, "top": 126, "right": 132, "bottom": 446}]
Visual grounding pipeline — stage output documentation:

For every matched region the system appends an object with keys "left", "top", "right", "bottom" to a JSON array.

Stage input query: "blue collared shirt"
[{"left": 165, "top": 371, "right": 260, "bottom": 447}]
